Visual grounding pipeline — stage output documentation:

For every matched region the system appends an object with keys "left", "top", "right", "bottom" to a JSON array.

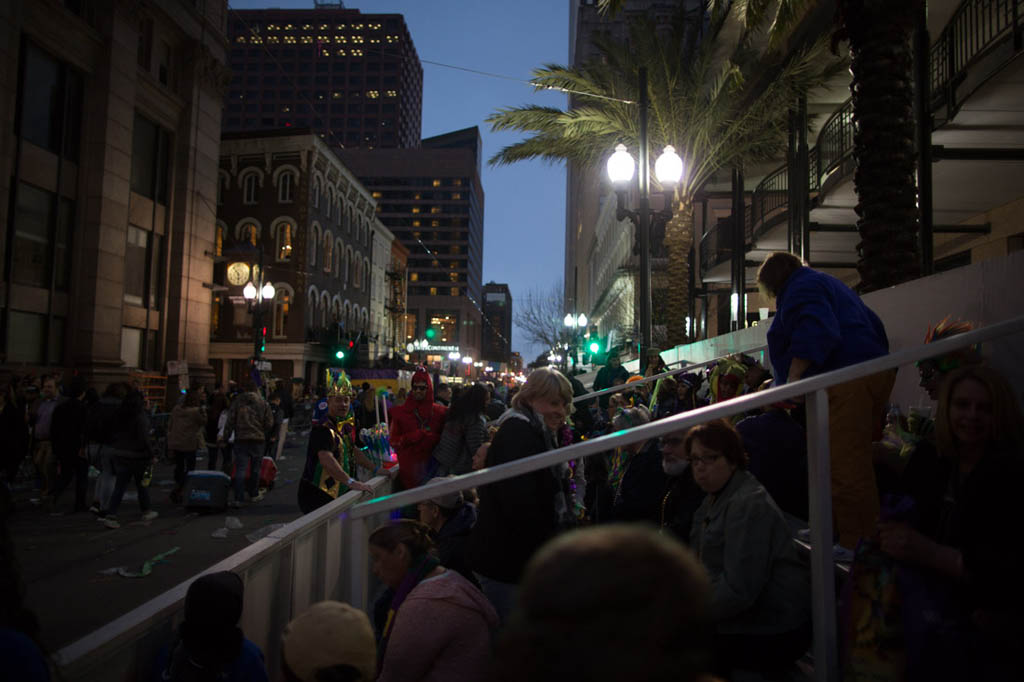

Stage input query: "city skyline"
[{"left": 231, "top": 0, "right": 569, "bottom": 363}]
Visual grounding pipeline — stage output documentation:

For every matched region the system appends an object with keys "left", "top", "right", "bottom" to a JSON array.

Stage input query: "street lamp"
[
  {"left": 607, "top": 66, "right": 684, "bottom": 364},
  {"left": 243, "top": 275, "right": 275, "bottom": 363}
]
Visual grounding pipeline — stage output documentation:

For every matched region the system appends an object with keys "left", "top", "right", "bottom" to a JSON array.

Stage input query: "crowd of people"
[{"left": 2, "top": 251, "right": 1021, "bottom": 681}]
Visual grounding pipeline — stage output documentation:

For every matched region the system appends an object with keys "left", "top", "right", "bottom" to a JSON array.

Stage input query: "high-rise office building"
[
  {"left": 225, "top": 4, "right": 422, "bottom": 149},
  {"left": 339, "top": 127, "right": 485, "bottom": 363},
  {"left": 481, "top": 282, "right": 512, "bottom": 365}
]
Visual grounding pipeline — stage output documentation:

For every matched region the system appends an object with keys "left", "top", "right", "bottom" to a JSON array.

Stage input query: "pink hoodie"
[{"left": 378, "top": 570, "right": 498, "bottom": 682}]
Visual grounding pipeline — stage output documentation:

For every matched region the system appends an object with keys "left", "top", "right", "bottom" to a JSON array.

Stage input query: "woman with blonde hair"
[{"left": 467, "top": 367, "right": 575, "bottom": 624}]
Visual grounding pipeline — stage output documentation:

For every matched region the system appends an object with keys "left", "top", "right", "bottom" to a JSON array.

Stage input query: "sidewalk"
[{"left": 10, "top": 439, "right": 310, "bottom": 651}]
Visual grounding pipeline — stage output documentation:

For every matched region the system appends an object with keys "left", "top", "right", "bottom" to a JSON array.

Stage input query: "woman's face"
[
  {"left": 689, "top": 440, "right": 737, "bottom": 493},
  {"left": 948, "top": 378, "right": 994, "bottom": 449},
  {"left": 369, "top": 544, "right": 409, "bottom": 590},
  {"left": 530, "top": 395, "right": 567, "bottom": 431}
]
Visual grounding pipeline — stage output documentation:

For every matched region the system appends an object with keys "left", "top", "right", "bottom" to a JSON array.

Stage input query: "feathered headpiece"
[
  {"left": 917, "top": 317, "right": 980, "bottom": 372},
  {"left": 325, "top": 368, "right": 354, "bottom": 398}
]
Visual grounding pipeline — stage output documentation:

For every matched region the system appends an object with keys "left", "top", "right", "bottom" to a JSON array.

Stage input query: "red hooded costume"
[{"left": 389, "top": 368, "right": 447, "bottom": 488}]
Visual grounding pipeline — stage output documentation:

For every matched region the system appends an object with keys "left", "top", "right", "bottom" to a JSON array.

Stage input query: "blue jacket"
[{"left": 767, "top": 267, "right": 888, "bottom": 384}]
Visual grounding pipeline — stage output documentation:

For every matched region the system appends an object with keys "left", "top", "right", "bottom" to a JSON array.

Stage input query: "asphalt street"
[{"left": 10, "top": 436, "right": 311, "bottom": 651}]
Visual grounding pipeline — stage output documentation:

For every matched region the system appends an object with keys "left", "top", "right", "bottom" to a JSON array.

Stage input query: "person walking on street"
[
  {"left": 223, "top": 378, "right": 274, "bottom": 507},
  {"left": 101, "top": 390, "right": 158, "bottom": 528},
  {"left": 757, "top": 251, "right": 894, "bottom": 548},
  {"left": 168, "top": 389, "right": 207, "bottom": 504},
  {"left": 0, "top": 379, "right": 30, "bottom": 503},
  {"left": 389, "top": 368, "right": 446, "bottom": 490},
  {"left": 48, "top": 375, "right": 90, "bottom": 514},
  {"left": 30, "top": 376, "right": 62, "bottom": 499}
]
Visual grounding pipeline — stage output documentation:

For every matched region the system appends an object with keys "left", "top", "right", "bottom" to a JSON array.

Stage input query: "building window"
[
  {"left": 429, "top": 287, "right": 437, "bottom": 296},
  {"left": 432, "top": 179, "right": 441, "bottom": 187},
  {"left": 450, "top": 287, "right": 459, "bottom": 297},
  {"left": 323, "top": 233, "right": 333, "bottom": 273},
  {"left": 325, "top": 187, "right": 333, "bottom": 219},
  {"left": 131, "top": 113, "right": 170, "bottom": 203},
  {"left": 242, "top": 172, "right": 259, "bottom": 204},
  {"left": 312, "top": 179, "right": 321, "bottom": 207},
  {"left": 241, "top": 222, "right": 259, "bottom": 245},
  {"left": 211, "top": 294, "right": 221, "bottom": 336},
  {"left": 310, "top": 225, "right": 320, "bottom": 268},
  {"left": 217, "top": 174, "right": 226, "bottom": 205},
  {"left": 278, "top": 172, "right": 294, "bottom": 203},
  {"left": 273, "top": 287, "right": 291, "bottom": 337},
  {"left": 20, "top": 42, "right": 83, "bottom": 161},
  {"left": 214, "top": 224, "right": 224, "bottom": 257},
  {"left": 276, "top": 222, "right": 293, "bottom": 261},
  {"left": 124, "top": 226, "right": 163, "bottom": 308},
  {"left": 157, "top": 40, "right": 172, "bottom": 87}
]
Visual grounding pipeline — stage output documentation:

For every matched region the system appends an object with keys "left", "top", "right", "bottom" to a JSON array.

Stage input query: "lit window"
[
  {"left": 215, "top": 225, "right": 224, "bottom": 257},
  {"left": 410, "top": 272, "right": 418, "bottom": 282},
  {"left": 432, "top": 179, "right": 441, "bottom": 187},
  {"left": 449, "top": 272, "right": 458, "bottom": 282},
  {"left": 385, "top": 90, "right": 397, "bottom": 97},
  {"left": 320, "top": 24, "right": 328, "bottom": 30},
  {"left": 451, "top": 287, "right": 459, "bottom": 297},
  {"left": 430, "top": 206, "right": 441, "bottom": 214},
  {"left": 242, "top": 223, "right": 258, "bottom": 245},
  {"left": 429, "top": 287, "right": 437, "bottom": 296},
  {"left": 277, "top": 222, "right": 293, "bottom": 261},
  {"left": 236, "top": 36, "right": 247, "bottom": 44},
  {"left": 267, "top": 24, "right": 280, "bottom": 31},
  {"left": 412, "top": 231, "right": 421, "bottom": 238},
  {"left": 367, "top": 90, "right": 379, "bottom": 99},
  {"left": 451, "top": 192, "right": 461, "bottom": 200},
  {"left": 371, "top": 191, "right": 382, "bottom": 198},
  {"left": 336, "top": 49, "right": 346, "bottom": 56},
  {"left": 332, "top": 90, "right": 342, "bottom": 98},
  {"left": 431, "top": 220, "right": 440, "bottom": 227},
  {"left": 302, "top": 24, "right": 313, "bottom": 30},
  {"left": 321, "top": 49, "right": 330, "bottom": 57},
  {"left": 250, "top": 36, "right": 263, "bottom": 44},
  {"left": 268, "top": 36, "right": 280, "bottom": 44},
  {"left": 431, "top": 259, "right": 439, "bottom": 268},
  {"left": 284, "top": 24, "right": 294, "bottom": 30},
  {"left": 351, "top": 49, "right": 363, "bottom": 56},
  {"left": 336, "top": 35, "right": 346, "bottom": 43},
  {"left": 453, "top": 179, "right": 463, "bottom": 186},
  {"left": 323, "top": 234, "right": 333, "bottom": 273},
  {"left": 412, "top": 221, "right": 421, "bottom": 228},
  {"left": 411, "top": 207, "right": 420, "bottom": 214}
]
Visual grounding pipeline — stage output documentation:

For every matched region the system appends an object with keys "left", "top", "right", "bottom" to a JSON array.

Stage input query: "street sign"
[{"left": 256, "top": 361, "right": 272, "bottom": 371}]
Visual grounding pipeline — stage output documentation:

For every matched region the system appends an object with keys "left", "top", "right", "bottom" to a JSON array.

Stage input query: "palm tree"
[{"left": 488, "top": 2, "right": 843, "bottom": 345}]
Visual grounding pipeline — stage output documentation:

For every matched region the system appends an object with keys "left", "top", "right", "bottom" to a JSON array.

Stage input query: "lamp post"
[
  {"left": 563, "top": 312, "right": 587, "bottom": 371},
  {"left": 243, "top": 272, "right": 276, "bottom": 365},
  {"left": 607, "top": 66, "right": 684, "bottom": 363}
]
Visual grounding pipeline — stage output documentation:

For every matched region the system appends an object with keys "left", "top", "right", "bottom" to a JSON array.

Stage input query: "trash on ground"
[
  {"left": 100, "top": 547, "right": 181, "bottom": 578},
  {"left": 225, "top": 516, "right": 243, "bottom": 530},
  {"left": 211, "top": 528, "right": 229, "bottom": 538},
  {"left": 245, "top": 523, "right": 286, "bottom": 544}
]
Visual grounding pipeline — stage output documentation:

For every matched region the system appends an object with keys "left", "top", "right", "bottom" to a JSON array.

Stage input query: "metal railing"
[
  {"left": 55, "top": 314, "right": 1024, "bottom": 682},
  {"left": 338, "top": 314, "right": 1024, "bottom": 682}
]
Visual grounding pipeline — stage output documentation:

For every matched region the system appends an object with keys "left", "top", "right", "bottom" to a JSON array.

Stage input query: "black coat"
[
  {"left": 435, "top": 502, "right": 479, "bottom": 587},
  {"left": 468, "top": 410, "right": 558, "bottom": 583},
  {"left": 661, "top": 467, "right": 705, "bottom": 546},
  {"left": 612, "top": 439, "right": 669, "bottom": 524}
]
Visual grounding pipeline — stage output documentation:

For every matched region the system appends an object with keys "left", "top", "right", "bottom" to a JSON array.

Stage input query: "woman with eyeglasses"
[{"left": 685, "top": 419, "right": 810, "bottom": 678}]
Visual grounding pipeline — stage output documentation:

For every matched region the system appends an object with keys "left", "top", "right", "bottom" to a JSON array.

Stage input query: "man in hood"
[
  {"left": 223, "top": 377, "right": 273, "bottom": 507},
  {"left": 389, "top": 368, "right": 446, "bottom": 489}
]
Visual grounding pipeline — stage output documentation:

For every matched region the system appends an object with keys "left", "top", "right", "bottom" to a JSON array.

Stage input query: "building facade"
[
  {"left": 0, "top": 0, "right": 229, "bottom": 398},
  {"left": 211, "top": 130, "right": 383, "bottom": 387},
  {"left": 225, "top": 5, "right": 422, "bottom": 149},
  {"left": 481, "top": 282, "right": 512, "bottom": 366},
  {"left": 339, "top": 127, "right": 486, "bottom": 365}
]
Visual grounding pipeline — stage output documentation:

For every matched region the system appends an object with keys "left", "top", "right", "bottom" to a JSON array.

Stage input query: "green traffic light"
[
  {"left": 589, "top": 341, "right": 600, "bottom": 353},
  {"left": 335, "top": 350, "right": 345, "bottom": 360},
  {"left": 424, "top": 328, "right": 436, "bottom": 340}
]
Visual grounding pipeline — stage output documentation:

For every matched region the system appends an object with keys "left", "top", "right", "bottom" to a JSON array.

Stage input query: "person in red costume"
[{"left": 389, "top": 368, "right": 447, "bottom": 489}]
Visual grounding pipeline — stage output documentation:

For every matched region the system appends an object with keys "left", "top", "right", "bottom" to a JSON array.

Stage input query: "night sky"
[{"left": 230, "top": 0, "right": 570, "bottom": 363}]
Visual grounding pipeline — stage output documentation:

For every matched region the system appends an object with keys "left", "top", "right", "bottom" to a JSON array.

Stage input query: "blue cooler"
[{"left": 183, "top": 471, "right": 231, "bottom": 512}]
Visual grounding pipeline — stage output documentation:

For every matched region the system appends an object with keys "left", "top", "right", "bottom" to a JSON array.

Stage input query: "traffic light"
[
  {"left": 424, "top": 327, "right": 437, "bottom": 341},
  {"left": 334, "top": 348, "right": 345, "bottom": 360},
  {"left": 588, "top": 340, "right": 601, "bottom": 354},
  {"left": 260, "top": 326, "right": 267, "bottom": 353}
]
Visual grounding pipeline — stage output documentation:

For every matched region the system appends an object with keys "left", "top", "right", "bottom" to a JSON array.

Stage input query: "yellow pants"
[{"left": 827, "top": 369, "right": 896, "bottom": 548}]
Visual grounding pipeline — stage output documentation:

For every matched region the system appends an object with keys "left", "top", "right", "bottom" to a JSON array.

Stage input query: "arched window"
[
  {"left": 240, "top": 170, "right": 261, "bottom": 204},
  {"left": 319, "top": 292, "right": 330, "bottom": 328},
  {"left": 310, "top": 223, "right": 321, "bottom": 269},
  {"left": 275, "top": 220, "right": 293, "bottom": 262},
  {"left": 325, "top": 186, "right": 334, "bottom": 219},
  {"left": 344, "top": 207, "right": 352, "bottom": 233},
  {"left": 332, "top": 296, "right": 342, "bottom": 323},
  {"left": 363, "top": 257, "right": 370, "bottom": 291},
  {"left": 336, "top": 197, "right": 343, "bottom": 225},
  {"left": 306, "top": 286, "right": 319, "bottom": 328},
  {"left": 351, "top": 253, "right": 360, "bottom": 289},
  {"left": 277, "top": 171, "right": 294, "bottom": 203},
  {"left": 273, "top": 283, "right": 293, "bottom": 337},
  {"left": 322, "top": 231, "right": 333, "bottom": 273},
  {"left": 217, "top": 171, "right": 229, "bottom": 205},
  {"left": 312, "top": 178, "right": 321, "bottom": 208},
  {"left": 334, "top": 238, "right": 343, "bottom": 278},
  {"left": 240, "top": 222, "right": 259, "bottom": 245}
]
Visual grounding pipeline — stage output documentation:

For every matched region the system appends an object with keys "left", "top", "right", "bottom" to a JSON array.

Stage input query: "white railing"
[{"left": 55, "top": 315, "right": 1024, "bottom": 682}]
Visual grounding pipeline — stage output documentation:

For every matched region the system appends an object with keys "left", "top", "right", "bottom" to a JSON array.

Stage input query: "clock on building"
[{"left": 227, "top": 262, "right": 250, "bottom": 286}]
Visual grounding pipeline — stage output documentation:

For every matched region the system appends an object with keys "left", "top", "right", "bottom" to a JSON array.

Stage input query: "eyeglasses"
[
  {"left": 659, "top": 436, "right": 684, "bottom": 449},
  {"left": 687, "top": 453, "right": 723, "bottom": 467}
]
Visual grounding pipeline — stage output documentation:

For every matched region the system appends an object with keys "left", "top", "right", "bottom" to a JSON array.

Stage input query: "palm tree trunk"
[
  {"left": 664, "top": 198, "right": 694, "bottom": 345},
  {"left": 844, "top": 0, "right": 922, "bottom": 291}
]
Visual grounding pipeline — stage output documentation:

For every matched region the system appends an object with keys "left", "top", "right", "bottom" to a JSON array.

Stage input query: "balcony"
[{"left": 701, "top": 0, "right": 1024, "bottom": 284}]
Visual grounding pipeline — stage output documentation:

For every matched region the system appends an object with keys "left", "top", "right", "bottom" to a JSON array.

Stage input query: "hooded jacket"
[
  {"left": 224, "top": 391, "right": 273, "bottom": 443},
  {"left": 389, "top": 368, "right": 446, "bottom": 488},
  {"left": 378, "top": 570, "right": 498, "bottom": 682}
]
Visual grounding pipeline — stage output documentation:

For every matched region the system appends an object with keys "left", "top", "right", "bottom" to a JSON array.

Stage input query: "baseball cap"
[{"left": 281, "top": 601, "right": 376, "bottom": 681}]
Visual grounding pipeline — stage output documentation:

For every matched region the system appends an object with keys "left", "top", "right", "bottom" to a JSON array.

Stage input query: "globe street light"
[{"left": 607, "top": 67, "right": 685, "bottom": 365}]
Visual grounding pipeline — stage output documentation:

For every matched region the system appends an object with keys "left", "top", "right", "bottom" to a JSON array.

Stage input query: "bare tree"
[{"left": 515, "top": 281, "right": 574, "bottom": 352}]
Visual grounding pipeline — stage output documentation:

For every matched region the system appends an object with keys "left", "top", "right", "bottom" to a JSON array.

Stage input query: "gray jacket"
[
  {"left": 690, "top": 469, "right": 809, "bottom": 635},
  {"left": 224, "top": 391, "right": 273, "bottom": 443}
]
